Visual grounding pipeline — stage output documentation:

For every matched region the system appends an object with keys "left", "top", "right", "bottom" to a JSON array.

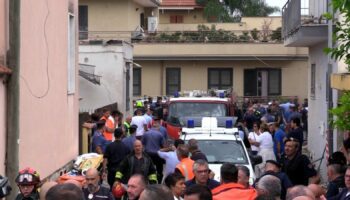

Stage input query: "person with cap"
[
  {"left": 15, "top": 167, "right": 41, "bottom": 200},
  {"left": 103, "top": 127, "right": 131, "bottom": 188},
  {"left": 280, "top": 138, "right": 318, "bottom": 186},
  {"left": 131, "top": 109, "right": 148, "bottom": 140},
  {"left": 142, "top": 116, "right": 166, "bottom": 183},
  {"left": 254, "top": 160, "right": 292, "bottom": 200},
  {"left": 326, "top": 151, "right": 347, "bottom": 198},
  {"left": 122, "top": 124, "right": 138, "bottom": 152}
]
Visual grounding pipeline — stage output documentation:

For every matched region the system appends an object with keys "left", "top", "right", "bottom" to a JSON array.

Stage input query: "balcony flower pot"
[{"left": 331, "top": 73, "right": 350, "bottom": 90}]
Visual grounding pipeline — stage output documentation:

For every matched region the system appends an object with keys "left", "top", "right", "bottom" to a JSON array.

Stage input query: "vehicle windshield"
[
  {"left": 168, "top": 102, "right": 227, "bottom": 124},
  {"left": 196, "top": 140, "right": 248, "bottom": 164}
]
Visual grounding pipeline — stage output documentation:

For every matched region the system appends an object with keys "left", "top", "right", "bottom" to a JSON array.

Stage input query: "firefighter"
[{"left": 15, "top": 167, "right": 41, "bottom": 200}]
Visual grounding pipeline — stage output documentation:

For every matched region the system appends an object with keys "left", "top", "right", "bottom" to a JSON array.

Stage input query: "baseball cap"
[{"left": 265, "top": 160, "right": 281, "bottom": 168}]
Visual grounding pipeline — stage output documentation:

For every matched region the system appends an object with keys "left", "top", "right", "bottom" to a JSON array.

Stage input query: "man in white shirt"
[{"left": 131, "top": 109, "right": 148, "bottom": 140}]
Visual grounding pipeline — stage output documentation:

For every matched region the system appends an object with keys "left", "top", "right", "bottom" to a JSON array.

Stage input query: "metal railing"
[
  {"left": 79, "top": 29, "right": 283, "bottom": 44},
  {"left": 282, "top": 0, "right": 328, "bottom": 40},
  {"left": 282, "top": 0, "right": 302, "bottom": 39}
]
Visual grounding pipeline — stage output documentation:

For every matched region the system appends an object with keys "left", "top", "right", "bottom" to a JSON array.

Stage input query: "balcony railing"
[
  {"left": 282, "top": 0, "right": 328, "bottom": 40},
  {"left": 79, "top": 28, "right": 282, "bottom": 44}
]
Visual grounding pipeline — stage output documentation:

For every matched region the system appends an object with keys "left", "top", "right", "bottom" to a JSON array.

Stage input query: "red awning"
[{"left": 161, "top": 0, "right": 201, "bottom": 7}]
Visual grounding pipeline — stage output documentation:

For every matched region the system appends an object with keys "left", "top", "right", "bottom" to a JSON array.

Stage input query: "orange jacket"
[
  {"left": 176, "top": 157, "right": 194, "bottom": 181},
  {"left": 100, "top": 116, "right": 114, "bottom": 141},
  {"left": 212, "top": 183, "right": 257, "bottom": 200}
]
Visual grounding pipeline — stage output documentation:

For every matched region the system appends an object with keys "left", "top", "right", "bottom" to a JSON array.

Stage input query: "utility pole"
[{"left": 6, "top": 0, "right": 20, "bottom": 198}]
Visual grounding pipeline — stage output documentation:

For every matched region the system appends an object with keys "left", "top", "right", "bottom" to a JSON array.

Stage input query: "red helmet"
[
  {"left": 15, "top": 167, "right": 40, "bottom": 186},
  {"left": 112, "top": 183, "right": 126, "bottom": 198}
]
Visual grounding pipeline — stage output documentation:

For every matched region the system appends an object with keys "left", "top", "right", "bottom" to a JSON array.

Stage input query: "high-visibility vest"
[
  {"left": 100, "top": 116, "right": 114, "bottom": 141},
  {"left": 176, "top": 158, "right": 194, "bottom": 181},
  {"left": 212, "top": 183, "right": 257, "bottom": 200},
  {"left": 124, "top": 122, "right": 130, "bottom": 136}
]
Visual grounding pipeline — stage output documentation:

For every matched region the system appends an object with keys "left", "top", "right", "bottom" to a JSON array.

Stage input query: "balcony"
[
  {"left": 78, "top": 28, "right": 308, "bottom": 61},
  {"left": 282, "top": 0, "right": 328, "bottom": 47},
  {"left": 79, "top": 25, "right": 283, "bottom": 44}
]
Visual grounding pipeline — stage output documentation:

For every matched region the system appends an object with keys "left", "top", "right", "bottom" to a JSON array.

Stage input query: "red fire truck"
[{"left": 164, "top": 90, "right": 236, "bottom": 139}]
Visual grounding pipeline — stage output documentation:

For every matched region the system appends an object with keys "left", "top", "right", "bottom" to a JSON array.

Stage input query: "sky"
[{"left": 265, "top": 0, "right": 288, "bottom": 16}]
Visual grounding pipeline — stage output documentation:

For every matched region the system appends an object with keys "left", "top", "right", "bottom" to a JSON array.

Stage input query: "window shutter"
[{"left": 170, "top": 15, "right": 177, "bottom": 23}]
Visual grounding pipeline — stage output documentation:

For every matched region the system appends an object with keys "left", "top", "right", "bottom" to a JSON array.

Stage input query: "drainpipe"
[{"left": 6, "top": 0, "right": 20, "bottom": 198}]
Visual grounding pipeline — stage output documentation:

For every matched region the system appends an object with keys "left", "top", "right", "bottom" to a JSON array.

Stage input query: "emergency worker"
[
  {"left": 100, "top": 109, "right": 115, "bottom": 141},
  {"left": 175, "top": 144, "right": 194, "bottom": 181},
  {"left": 114, "top": 140, "right": 158, "bottom": 185},
  {"left": 212, "top": 163, "right": 257, "bottom": 200},
  {"left": 15, "top": 167, "right": 41, "bottom": 200},
  {"left": 123, "top": 116, "right": 132, "bottom": 136}
]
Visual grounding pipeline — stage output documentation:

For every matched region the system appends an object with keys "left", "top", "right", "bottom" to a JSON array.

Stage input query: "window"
[
  {"left": 244, "top": 69, "right": 281, "bottom": 96},
  {"left": 79, "top": 5, "right": 88, "bottom": 40},
  {"left": 208, "top": 68, "right": 232, "bottom": 90},
  {"left": 166, "top": 68, "right": 181, "bottom": 95},
  {"left": 197, "top": 140, "right": 248, "bottom": 164},
  {"left": 68, "top": 13, "right": 75, "bottom": 94},
  {"left": 311, "top": 64, "right": 316, "bottom": 99},
  {"left": 268, "top": 69, "right": 281, "bottom": 96},
  {"left": 170, "top": 15, "right": 184, "bottom": 23},
  {"left": 133, "top": 68, "right": 141, "bottom": 96}
]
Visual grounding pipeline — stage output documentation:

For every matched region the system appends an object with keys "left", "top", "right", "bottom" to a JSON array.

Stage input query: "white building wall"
[
  {"left": 308, "top": 41, "right": 328, "bottom": 180},
  {"left": 79, "top": 44, "right": 133, "bottom": 114}
]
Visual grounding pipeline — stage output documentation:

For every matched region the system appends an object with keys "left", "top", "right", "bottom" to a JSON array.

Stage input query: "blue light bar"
[
  {"left": 187, "top": 119, "right": 194, "bottom": 128},
  {"left": 225, "top": 120, "right": 233, "bottom": 128}
]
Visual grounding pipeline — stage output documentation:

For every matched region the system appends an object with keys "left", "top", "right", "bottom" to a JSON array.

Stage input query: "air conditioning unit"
[{"left": 148, "top": 17, "right": 158, "bottom": 33}]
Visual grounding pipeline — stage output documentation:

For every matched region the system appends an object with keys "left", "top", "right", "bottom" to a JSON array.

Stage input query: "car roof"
[
  {"left": 182, "top": 133, "right": 242, "bottom": 141},
  {"left": 169, "top": 97, "right": 228, "bottom": 102}
]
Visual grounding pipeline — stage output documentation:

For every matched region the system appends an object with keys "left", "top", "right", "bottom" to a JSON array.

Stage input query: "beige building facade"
[{"left": 79, "top": 0, "right": 308, "bottom": 101}]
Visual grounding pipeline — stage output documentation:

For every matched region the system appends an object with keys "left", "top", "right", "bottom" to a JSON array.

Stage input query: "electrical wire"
[{"left": 21, "top": 0, "right": 50, "bottom": 99}]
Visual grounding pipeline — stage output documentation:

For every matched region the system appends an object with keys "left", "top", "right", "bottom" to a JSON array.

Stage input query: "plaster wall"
[{"left": 19, "top": 0, "right": 79, "bottom": 178}]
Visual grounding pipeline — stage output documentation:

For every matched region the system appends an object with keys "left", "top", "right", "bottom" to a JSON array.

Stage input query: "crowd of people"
[{"left": 6, "top": 96, "right": 350, "bottom": 200}]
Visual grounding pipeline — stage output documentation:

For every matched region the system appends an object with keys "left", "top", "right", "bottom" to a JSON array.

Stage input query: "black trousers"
[
  {"left": 107, "top": 169, "right": 117, "bottom": 190},
  {"left": 147, "top": 152, "right": 165, "bottom": 184}
]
